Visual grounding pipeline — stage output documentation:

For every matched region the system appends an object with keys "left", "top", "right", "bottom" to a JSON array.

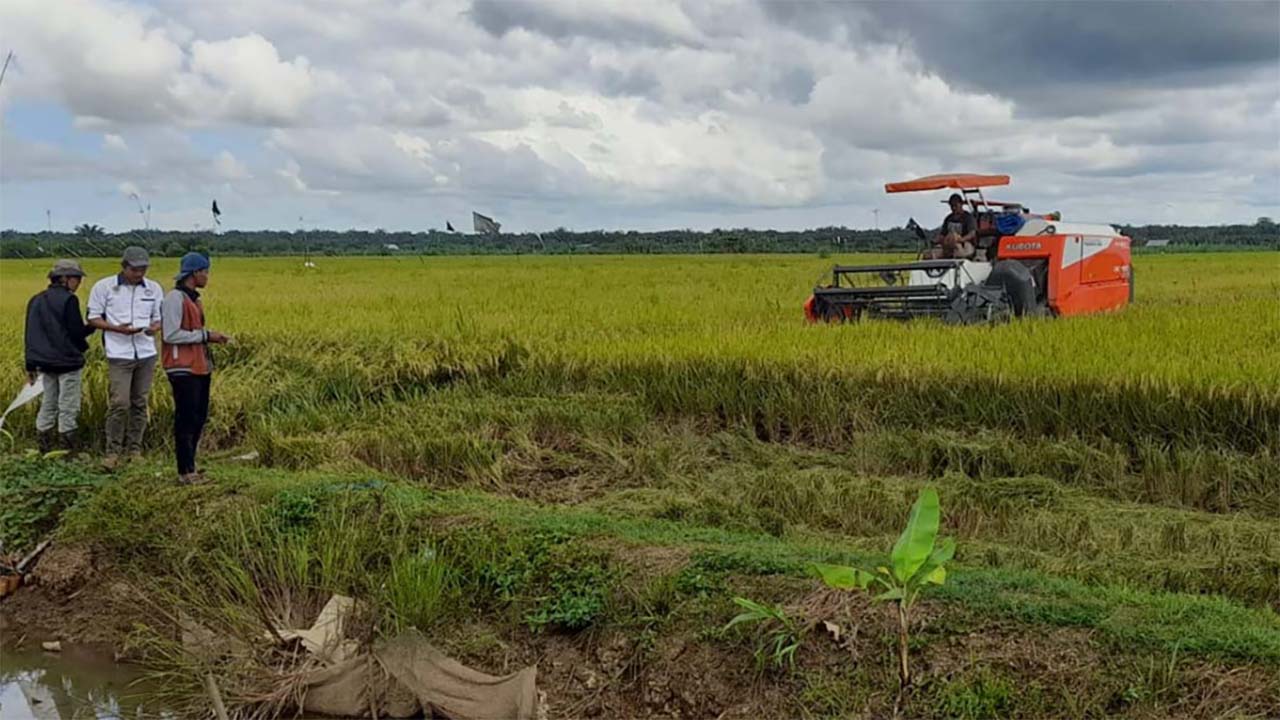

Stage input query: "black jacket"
[{"left": 24, "top": 284, "right": 95, "bottom": 373}]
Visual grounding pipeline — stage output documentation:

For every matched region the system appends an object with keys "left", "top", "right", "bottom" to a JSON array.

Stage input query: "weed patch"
[
  {"left": 0, "top": 455, "right": 104, "bottom": 554},
  {"left": 932, "top": 667, "right": 1023, "bottom": 719}
]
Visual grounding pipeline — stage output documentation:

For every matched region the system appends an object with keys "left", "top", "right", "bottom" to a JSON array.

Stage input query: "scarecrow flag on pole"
[
  {"left": 446, "top": 221, "right": 456, "bottom": 232},
  {"left": 212, "top": 199, "right": 222, "bottom": 226},
  {"left": 472, "top": 212, "right": 501, "bottom": 235}
]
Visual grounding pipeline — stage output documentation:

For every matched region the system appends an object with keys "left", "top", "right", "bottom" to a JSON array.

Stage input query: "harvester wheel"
[
  {"left": 1128, "top": 265, "right": 1135, "bottom": 304},
  {"left": 985, "top": 260, "right": 1037, "bottom": 317},
  {"left": 822, "top": 303, "right": 848, "bottom": 323}
]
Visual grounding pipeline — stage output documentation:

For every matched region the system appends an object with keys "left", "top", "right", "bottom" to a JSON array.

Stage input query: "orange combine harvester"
[{"left": 805, "top": 174, "right": 1133, "bottom": 324}]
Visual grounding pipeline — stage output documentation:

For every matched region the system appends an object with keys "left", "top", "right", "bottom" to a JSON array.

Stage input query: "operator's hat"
[
  {"left": 947, "top": 193, "right": 964, "bottom": 205},
  {"left": 48, "top": 259, "right": 85, "bottom": 279}
]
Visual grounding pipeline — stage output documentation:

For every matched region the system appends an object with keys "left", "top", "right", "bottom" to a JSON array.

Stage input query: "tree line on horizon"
[{"left": 0, "top": 219, "right": 1275, "bottom": 259}]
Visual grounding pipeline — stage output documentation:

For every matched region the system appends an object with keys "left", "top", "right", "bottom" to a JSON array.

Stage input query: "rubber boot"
[
  {"left": 37, "top": 430, "right": 56, "bottom": 455},
  {"left": 59, "top": 430, "right": 80, "bottom": 458}
]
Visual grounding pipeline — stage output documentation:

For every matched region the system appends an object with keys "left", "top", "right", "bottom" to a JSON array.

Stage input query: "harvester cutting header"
[{"left": 805, "top": 174, "right": 1132, "bottom": 324}]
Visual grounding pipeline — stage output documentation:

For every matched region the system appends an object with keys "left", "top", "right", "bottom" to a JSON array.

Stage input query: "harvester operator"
[{"left": 926, "top": 193, "right": 976, "bottom": 259}]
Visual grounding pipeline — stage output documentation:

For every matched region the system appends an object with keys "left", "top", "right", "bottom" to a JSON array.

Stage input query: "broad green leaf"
[
  {"left": 928, "top": 536, "right": 956, "bottom": 567},
  {"left": 891, "top": 487, "right": 940, "bottom": 583},
  {"left": 907, "top": 536, "right": 954, "bottom": 587},
  {"left": 875, "top": 587, "right": 905, "bottom": 603},
  {"left": 810, "top": 563, "right": 873, "bottom": 590}
]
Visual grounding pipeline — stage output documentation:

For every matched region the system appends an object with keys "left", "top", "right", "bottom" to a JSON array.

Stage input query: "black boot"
[
  {"left": 37, "top": 430, "right": 56, "bottom": 454},
  {"left": 59, "top": 430, "right": 80, "bottom": 458}
]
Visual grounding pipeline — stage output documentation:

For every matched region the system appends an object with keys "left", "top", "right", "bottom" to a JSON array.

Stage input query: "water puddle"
[{"left": 0, "top": 645, "right": 173, "bottom": 719}]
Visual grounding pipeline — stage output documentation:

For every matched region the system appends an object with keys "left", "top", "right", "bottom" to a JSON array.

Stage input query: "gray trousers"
[
  {"left": 105, "top": 356, "right": 157, "bottom": 455},
  {"left": 36, "top": 370, "right": 83, "bottom": 434}
]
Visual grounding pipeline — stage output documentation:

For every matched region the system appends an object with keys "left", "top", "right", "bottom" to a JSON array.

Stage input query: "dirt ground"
[{"left": 0, "top": 543, "right": 151, "bottom": 653}]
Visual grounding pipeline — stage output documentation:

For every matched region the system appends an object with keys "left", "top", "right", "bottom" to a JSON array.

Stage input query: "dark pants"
[{"left": 168, "top": 373, "right": 211, "bottom": 475}]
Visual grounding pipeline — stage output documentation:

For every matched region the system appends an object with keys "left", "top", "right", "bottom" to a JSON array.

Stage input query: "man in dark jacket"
[{"left": 24, "top": 259, "right": 96, "bottom": 452}]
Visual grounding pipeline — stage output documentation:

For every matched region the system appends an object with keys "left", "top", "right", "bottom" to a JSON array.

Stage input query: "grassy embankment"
[{"left": 1, "top": 253, "right": 1277, "bottom": 717}]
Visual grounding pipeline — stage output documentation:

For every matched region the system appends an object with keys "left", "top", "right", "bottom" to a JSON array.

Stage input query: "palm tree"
[{"left": 74, "top": 223, "right": 105, "bottom": 238}]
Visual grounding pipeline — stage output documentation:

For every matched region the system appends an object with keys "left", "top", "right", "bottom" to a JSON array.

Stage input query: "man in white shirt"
[{"left": 86, "top": 246, "right": 164, "bottom": 466}]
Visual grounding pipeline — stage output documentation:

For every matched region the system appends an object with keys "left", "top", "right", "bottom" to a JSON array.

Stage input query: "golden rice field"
[
  {"left": 2, "top": 252, "right": 1273, "bottom": 385},
  {"left": 2, "top": 252, "right": 1277, "bottom": 454}
]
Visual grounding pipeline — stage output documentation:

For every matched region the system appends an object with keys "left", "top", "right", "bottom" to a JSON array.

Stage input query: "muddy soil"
[{"left": 0, "top": 544, "right": 150, "bottom": 653}]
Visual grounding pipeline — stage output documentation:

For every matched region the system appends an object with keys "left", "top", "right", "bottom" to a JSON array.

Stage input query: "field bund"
[{"left": 1, "top": 252, "right": 1278, "bottom": 718}]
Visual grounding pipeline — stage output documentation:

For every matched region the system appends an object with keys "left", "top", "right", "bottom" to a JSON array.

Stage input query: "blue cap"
[{"left": 175, "top": 252, "right": 211, "bottom": 281}]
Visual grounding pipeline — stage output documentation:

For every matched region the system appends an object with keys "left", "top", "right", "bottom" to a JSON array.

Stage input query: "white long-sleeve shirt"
[{"left": 85, "top": 274, "right": 163, "bottom": 360}]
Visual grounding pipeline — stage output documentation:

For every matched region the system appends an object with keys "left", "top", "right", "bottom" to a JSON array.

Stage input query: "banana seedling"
[{"left": 809, "top": 486, "right": 954, "bottom": 689}]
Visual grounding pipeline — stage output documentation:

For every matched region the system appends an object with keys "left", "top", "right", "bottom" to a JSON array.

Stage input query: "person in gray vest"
[
  {"left": 86, "top": 246, "right": 164, "bottom": 467},
  {"left": 23, "top": 260, "right": 96, "bottom": 453},
  {"left": 162, "top": 253, "right": 231, "bottom": 484}
]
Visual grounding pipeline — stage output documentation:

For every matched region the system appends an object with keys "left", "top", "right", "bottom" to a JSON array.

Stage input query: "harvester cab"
[{"left": 805, "top": 174, "right": 1132, "bottom": 325}]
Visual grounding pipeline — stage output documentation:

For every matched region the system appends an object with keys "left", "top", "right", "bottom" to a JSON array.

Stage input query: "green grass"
[
  {"left": 933, "top": 667, "right": 1022, "bottom": 720},
  {"left": 52, "top": 461, "right": 1280, "bottom": 665}
]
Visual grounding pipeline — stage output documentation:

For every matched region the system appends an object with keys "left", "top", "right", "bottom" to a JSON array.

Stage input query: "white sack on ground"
[{"left": 301, "top": 629, "right": 538, "bottom": 720}]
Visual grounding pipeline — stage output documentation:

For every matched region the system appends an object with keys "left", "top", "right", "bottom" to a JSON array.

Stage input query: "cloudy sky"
[{"left": 1, "top": 0, "right": 1277, "bottom": 233}]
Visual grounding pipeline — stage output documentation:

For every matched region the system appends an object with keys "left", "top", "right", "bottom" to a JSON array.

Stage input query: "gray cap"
[
  {"left": 48, "top": 259, "right": 86, "bottom": 279},
  {"left": 121, "top": 245, "right": 150, "bottom": 268}
]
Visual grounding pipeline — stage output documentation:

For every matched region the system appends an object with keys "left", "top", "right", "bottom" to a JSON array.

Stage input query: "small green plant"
[
  {"left": 1119, "top": 643, "right": 1183, "bottom": 708},
  {"left": 266, "top": 487, "right": 324, "bottom": 531},
  {"left": 481, "top": 536, "right": 616, "bottom": 633},
  {"left": 384, "top": 544, "right": 453, "bottom": 632},
  {"left": 524, "top": 558, "right": 611, "bottom": 631},
  {"left": 673, "top": 567, "right": 724, "bottom": 598},
  {"left": 724, "top": 597, "right": 804, "bottom": 672},
  {"left": 937, "top": 667, "right": 1019, "bottom": 719},
  {"left": 0, "top": 454, "right": 102, "bottom": 553},
  {"left": 800, "top": 669, "right": 866, "bottom": 718},
  {"left": 810, "top": 486, "right": 954, "bottom": 689}
]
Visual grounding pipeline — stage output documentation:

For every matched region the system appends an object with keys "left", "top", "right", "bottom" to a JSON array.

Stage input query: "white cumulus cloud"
[
  {"left": 170, "top": 34, "right": 319, "bottom": 125},
  {"left": 0, "top": 0, "right": 1275, "bottom": 230}
]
